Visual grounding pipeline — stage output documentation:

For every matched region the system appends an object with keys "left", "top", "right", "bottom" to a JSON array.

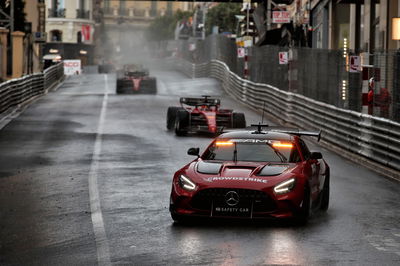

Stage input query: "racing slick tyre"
[
  {"left": 167, "top": 107, "right": 184, "bottom": 130},
  {"left": 232, "top": 112, "right": 246, "bottom": 128},
  {"left": 141, "top": 78, "right": 157, "bottom": 94},
  {"left": 116, "top": 79, "right": 126, "bottom": 94},
  {"left": 296, "top": 185, "right": 311, "bottom": 225},
  {"left": 320, "top": 174, "right": 330, "bottom": 211},
  {"left": 175, "top": 110, "right": 189, "bottom": 136}
]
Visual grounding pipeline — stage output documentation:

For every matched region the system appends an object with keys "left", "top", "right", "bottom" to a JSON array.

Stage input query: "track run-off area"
[{"left": 0, "top": 68, "right": 399, "bottom": 265}]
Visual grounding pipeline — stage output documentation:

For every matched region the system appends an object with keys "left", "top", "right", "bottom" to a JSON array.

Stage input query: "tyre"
[
  {"left": 167, "top": 107, "right": 183, "bottom": 130},
  {"left": 116, "top": 79, "right": 125, "bottom": 94},
  {"left": 320, "top": 174, "right": 330, "bottom": 211},
  {"left": 141, "top": 78, "right": 157, "bottom": 94},
  {"left": 232, "top": 112, "right": 246, "bottom": 128},
  {"left": 175, "top": 110, "right": 189, "bottom": 136},
  {"left": 296, "top": 185, "right": 311, "bottom": 225}
]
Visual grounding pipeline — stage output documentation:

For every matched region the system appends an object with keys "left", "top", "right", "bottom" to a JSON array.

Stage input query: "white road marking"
[{"left": 88, "top": 74, "right": 111, "bottom": 266}]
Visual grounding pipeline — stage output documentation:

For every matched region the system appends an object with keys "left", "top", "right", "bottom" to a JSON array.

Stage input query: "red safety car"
[
  {"left": 169, "top": 125, "right": 330, "bottom": 224},
  {"left": 166, "top": 96, "right": 246, "bottom": 136}
]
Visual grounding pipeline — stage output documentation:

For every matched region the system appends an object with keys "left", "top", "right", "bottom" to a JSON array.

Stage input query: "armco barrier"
[
  {"left": 0, "top": 63, "right": 64, "bottom": 116},
  {"left": 172, "top": 58, "right": 400, "bottom": 174}
]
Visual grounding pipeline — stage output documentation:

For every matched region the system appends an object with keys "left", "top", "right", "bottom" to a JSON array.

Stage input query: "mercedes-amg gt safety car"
[
  {"left": 116, "top": 64, "right": 157, "bottom": 94},
  {"left": 169, "top": 125, "right": 330, "bottom": 224},
  {"left": 166, "top": 95, "right": 246, "bottom": 136}
]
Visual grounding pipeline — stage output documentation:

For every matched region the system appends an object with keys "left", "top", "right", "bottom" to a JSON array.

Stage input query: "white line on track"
[{"left": 88, "top": 74, "right": 111, "bottom": 266}]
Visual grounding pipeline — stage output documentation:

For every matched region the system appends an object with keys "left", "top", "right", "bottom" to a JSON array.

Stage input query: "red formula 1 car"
[
  {"left": 169, "top": 125, "right": 330, "bottom": 224},
  {"left": 116, "top": 64, "right": 157, "bottom": 94},
  {"left": 166, "top": 96, "right": 246, "bottom": 136}
]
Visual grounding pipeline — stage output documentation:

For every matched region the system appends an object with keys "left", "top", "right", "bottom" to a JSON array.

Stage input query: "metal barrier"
[
  {"left": 0, "top": 63, "right": 64, "bottom": 115},
  {"left": 44, "top": 63, "right": 64, "bottom": 90},
  {"left": 172, "top": 58, "right": 400, "bottom": 173}
]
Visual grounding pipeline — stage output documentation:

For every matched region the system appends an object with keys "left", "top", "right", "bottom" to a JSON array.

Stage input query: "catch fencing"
[
  {"left": 0, "top": 63, "right": 64, "bottom": 116},
  {"left": 175, "top": 36, "right": 400, "bottom": 123},
  {"left": 171, "top": 58, "right": 400, "bottom": 177}
]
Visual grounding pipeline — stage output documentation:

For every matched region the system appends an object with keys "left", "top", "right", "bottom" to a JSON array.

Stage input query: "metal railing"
[
  {"left": 171, "top": 58, "right": 400, "bottom": 175},
  {"left": 0, "top": 63, "right": 64, "bottom": 116},
  {"left": 48, "top": 8, "right": 66, "bottom": 18},
  {"left": 76, "top": 9, "right": 90, "bottom": 19},
  {"left": 174, "top": 36, "right": 400, "bottom": 123}
]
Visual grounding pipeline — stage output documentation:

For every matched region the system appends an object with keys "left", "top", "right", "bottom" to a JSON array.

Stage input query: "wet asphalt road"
[{"left": 0, "top": 69, "right": 399, "bottom": 266}]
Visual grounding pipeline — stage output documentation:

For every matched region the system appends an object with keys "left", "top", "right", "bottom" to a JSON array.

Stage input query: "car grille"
[{"left": 191, "top": 188, "right": 276, "bottom": 213}]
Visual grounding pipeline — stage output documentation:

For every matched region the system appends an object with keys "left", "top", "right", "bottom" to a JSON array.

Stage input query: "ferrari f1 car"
[
  {"left": 116, "top": 64, "right": 157, "bottom": 94},
  {"left": 169, "top": 125, "right": 330, "bottom": 224},
  {"left": 166, "top": 96, "right": 246, "bottom": 136}
]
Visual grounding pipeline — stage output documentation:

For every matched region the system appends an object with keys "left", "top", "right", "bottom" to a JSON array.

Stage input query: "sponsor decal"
[
  {"left": 203, "top": 176, "right": 267, "bottom": 184},
  {"left": 215, "top": 207, "right": 249, "bottom": 213}
]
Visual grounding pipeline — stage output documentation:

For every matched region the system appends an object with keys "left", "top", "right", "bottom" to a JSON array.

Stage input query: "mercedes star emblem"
[{"left": 225, "top": 191, "right": 240, "bottom": 206}]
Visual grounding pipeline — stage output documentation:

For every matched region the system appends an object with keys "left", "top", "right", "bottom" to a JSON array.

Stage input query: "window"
[
  {"left": 290, "top": 146, "right": 301, "bottom": 163},
  {"left": 79, "top": 0, "right": 85, "bottom": 11},
  {"left": 203, "top": 140, "right": 295, "bottom": 163},
  {"left": 167, "top": 2, "right": 173, "bottom": 16},
  {"left": 298, "top": 139, "right": 311, "bottom": 160},
  {"left": 52, "top": 0, "right": 64, "bottom": 9},
  {"left": 50, "top": 30, "right": 62, "bottom": 42}
]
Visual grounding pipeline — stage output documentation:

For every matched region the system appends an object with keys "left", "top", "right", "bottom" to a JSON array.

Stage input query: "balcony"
[
  {"left": 76, "top": 9, "right": 90, "bottom": 19},
  {"left": 103, "top": 8, "right": 153, "bottom": 18},
  {"left": 48, "top": 8, "right": 66, "bottom": 18},
  {"left": 118, "top": 8, "right": 129, "bottom": 16}
]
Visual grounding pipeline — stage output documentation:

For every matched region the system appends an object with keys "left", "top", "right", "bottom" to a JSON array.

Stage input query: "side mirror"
[
  {"left": 310, "top": 151, "right": 323, "bottom": 160},
  {"left": 187, "top": 147, "right": 200, "bottom": 157}
]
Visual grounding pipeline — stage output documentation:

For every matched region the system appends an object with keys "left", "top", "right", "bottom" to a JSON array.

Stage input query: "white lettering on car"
[
  {"left": 203, "top": 177, "right": 267, "bottom": 183},
  {"left": 215, "top": 207, "right": 250, "bottom": 212},
  {"left": 228, "top": 139, "right": 274, "bottom": 143}
]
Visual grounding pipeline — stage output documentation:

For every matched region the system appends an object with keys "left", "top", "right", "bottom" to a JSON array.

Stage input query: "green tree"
[
  {"left": 205, "top": 3, "right": 241, "bottom": 35},
  {"left": 0, "top": 0, "right": 27, "bottom": 32},
  {"left": 146, "top": 10, "right": 193, "bottom": 42}
]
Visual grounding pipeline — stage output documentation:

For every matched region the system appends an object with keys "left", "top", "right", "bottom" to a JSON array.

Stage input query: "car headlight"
[
  {"left": 179, "top": 175, "right": 196, "bottom": 191},
  {"left": 274, "top": 178, "right": 296, "bottom": 194}
]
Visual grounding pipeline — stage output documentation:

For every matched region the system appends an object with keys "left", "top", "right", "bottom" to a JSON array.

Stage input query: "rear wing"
[
  {"left": 180, "top": 97, "right": 221, "bottom": 106},
  {"left": 126, "top": 71, "right": 148, "bottom": 77},
  {"left": 270, "top": 128, "right": 321, "bottom": 142},
  {"left": 222, "top": 125, "right": 322, "bottom": 142}
]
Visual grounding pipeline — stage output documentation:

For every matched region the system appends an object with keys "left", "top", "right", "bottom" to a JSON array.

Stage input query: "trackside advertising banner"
[{"left": 64, "top": 60, "right": 81, "bottom": 75}]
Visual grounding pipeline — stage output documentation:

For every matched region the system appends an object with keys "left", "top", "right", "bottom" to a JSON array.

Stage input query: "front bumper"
[{"left": 170, "top": 187, "right": 303, "bottom": 220}]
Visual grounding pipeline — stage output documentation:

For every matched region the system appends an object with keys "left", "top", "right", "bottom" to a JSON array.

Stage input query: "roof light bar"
[
  {"left": 272, "top": 143, "right": 293, "bottom": 148},
  {"left": 215, "top": 141, "right": 234, "bottom": 146}
]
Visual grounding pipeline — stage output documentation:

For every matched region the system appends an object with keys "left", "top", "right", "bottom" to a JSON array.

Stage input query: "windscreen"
[{"left": 202, "top": 139, "right": 297, "bottom": 163}]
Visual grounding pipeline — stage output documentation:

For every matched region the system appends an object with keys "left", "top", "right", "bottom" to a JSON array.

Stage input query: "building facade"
[
  {"left": 99, "top": 0, "right": 194, "bottom": 64},
  {"left": 45, "top": 0, "right": 95, "bottom": 65},
  {"left": 308, "top": 0, "right": 400, "bottom": 53}
]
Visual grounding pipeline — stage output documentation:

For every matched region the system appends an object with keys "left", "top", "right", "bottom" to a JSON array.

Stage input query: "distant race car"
[
  {"left": 116, "top": 64, "right": 157, "bottom": 94},
  {"left": 169, "top": 125, "right": 330, "bottom": 224},
  {"left": 166, "top": 96, "right": 246, "bottom": 136}
]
